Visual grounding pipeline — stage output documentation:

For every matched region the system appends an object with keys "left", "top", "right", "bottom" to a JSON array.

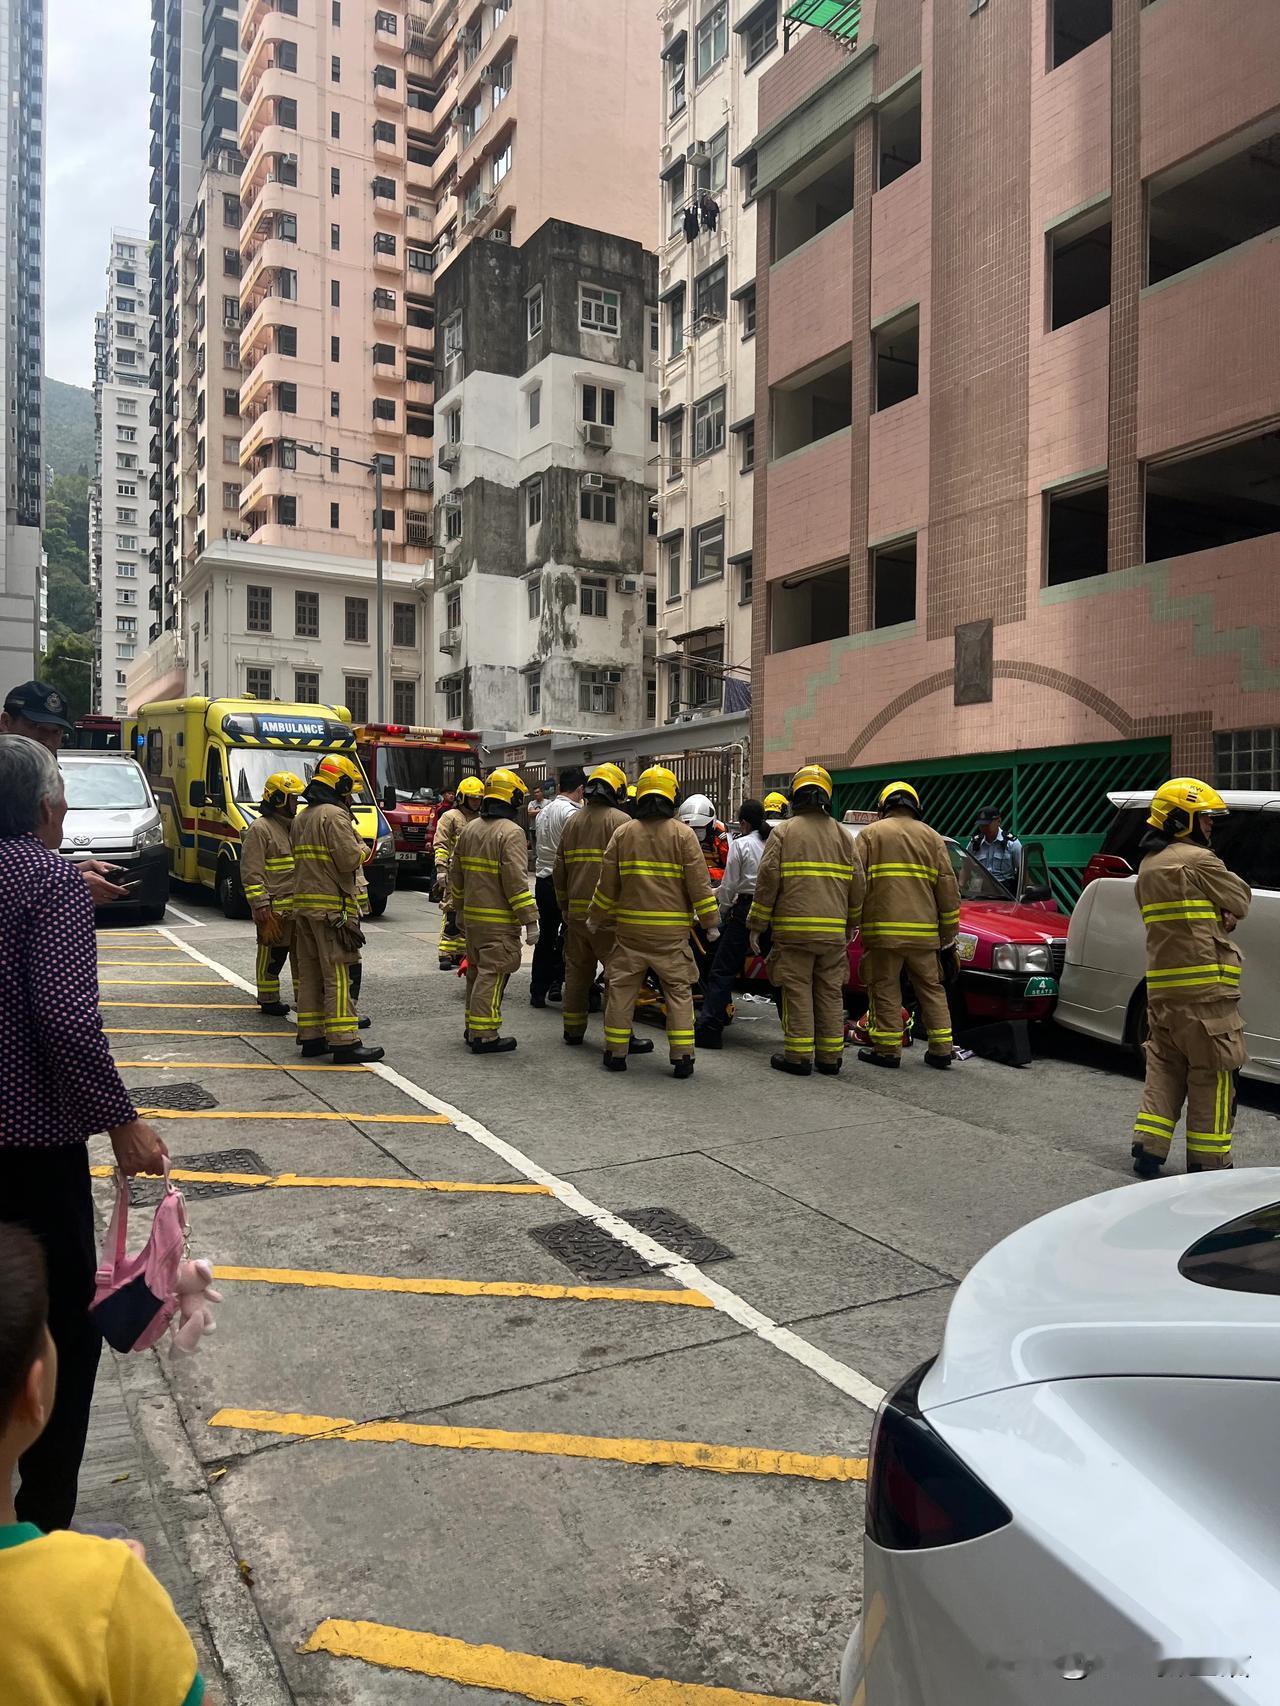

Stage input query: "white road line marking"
[
  {"left": 162, "top": 902, "right": 206, "bottom": 927},
  {"left": 156, "top": 932, "right": 887, "bottom": 1413}
]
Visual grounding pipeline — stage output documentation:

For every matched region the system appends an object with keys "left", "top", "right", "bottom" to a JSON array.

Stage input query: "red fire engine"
[{"left": 352, "top": 723, "right": 482, "bottom": 885}]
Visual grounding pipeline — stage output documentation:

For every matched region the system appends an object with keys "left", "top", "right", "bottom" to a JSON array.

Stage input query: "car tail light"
[
  {"left": 1083, "top": 853, "right": 1132, "bottom": 883},
  {"left": 865, "top": 1360, "right": 1012, "bottom": 1551}
]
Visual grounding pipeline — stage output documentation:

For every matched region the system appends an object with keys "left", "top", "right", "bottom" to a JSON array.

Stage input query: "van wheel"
[
  {"left": 369, "top": 895, "right": 388, "bottom": 918},
  {"left": 140, "top": 901, "right": 168, "bottom": 922},
  {"left": 217, "top": 864, "right": 248, "bottom": 920}
]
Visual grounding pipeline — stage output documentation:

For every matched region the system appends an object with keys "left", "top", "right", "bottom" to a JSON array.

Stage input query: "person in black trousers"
[
  {"left": 530, "top": 767, "right": 586, "bottom": 1007},
  {"left": 695, "top": 798, "right": 773, "bottom": 1049},
  {"left": 0, "top": 734, "right": 167, "bottom": 1531}
]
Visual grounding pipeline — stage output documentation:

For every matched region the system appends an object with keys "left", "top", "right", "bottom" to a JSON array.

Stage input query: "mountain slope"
[{"left": 44, "top": 376, "right": 96, "bottom": 477}]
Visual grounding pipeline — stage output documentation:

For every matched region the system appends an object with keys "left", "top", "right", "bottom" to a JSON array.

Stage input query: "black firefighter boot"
[
  {"left": 331, "top": 1041, "right": 386, "bottom": 1064},
  {"left": 259, "top": 1001, "right": 290, "bottom": 1017},
  {"left": 1131, "top": 1142, "right": 1165, "bottom": 1180},
  {"left": 771, "top": 1054, "right": 812, "bottom": 1077},
  {"left": 858, "top": 1047, "right": 900, "bottom": 1070},
  {"left": 470, "top": 1035, "right": 518, "bottom": 1055}
]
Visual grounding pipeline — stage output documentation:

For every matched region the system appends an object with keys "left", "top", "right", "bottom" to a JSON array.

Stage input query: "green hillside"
[{"left": 44, "top": 376, "right": 96, "bottom": 477}]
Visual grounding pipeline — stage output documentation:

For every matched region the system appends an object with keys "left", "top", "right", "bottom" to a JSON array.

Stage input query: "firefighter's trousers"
[
  {"left": 464, "top": 927, "right": 522, "bottom": 1039},
  {"left": 768, "top": 942, "right": 847, "bottom": 1065},
  {"left": 1134, "top": 999, "right": 1247, "bottom": 1170},
  {"left": 864, "top": 945, "right": 952, "bottom": 1058},
  {"left": 563, "top": 923, "right": 609, "bottom": 1041},
  {"left": 254, "top": 916, "right": 295, "bottom": 1006},
  {"left": 439, "top": 903, "right": 465, "bottom": 969},
  {"left": 293, "top": 914, "right": 360, "bottom": 1048},
  {"left": 604, "top": 938, "right": 695, "bottom": 1063}
]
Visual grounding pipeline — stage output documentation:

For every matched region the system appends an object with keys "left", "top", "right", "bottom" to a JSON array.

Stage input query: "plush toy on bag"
[{"left": 91, "top": 1160, "right": 221, "bottom": 1358}]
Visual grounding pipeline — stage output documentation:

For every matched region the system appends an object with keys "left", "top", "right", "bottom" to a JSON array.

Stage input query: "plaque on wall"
[{"left": 954, "top": 620, "right": 993, "bottom": 706}]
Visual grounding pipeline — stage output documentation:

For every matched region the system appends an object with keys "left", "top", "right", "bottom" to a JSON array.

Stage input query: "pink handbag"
[{"left": 90, "top": 1161, "right": 189, "bottom": 1353}]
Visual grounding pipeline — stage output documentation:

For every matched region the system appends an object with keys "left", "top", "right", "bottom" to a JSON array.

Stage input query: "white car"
[
  {"left": 839, "top": 1170, "right": 1280, "bottom": 1706},
  {"left": 1056, "top": 789, "right": 1280, "bottom": 1085}
]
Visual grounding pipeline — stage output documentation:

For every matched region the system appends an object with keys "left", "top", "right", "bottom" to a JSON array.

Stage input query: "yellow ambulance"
[{"left": 131, "top": 696, "right": 397, "bottom": 917}]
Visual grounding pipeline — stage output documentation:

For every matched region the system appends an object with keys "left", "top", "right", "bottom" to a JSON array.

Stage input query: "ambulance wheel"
[
  {"left": 217, "top": 862, "right": 249, "bottom": 920},
  {"left": 369, "top": 895, "right": 388, "bottom": 918}
]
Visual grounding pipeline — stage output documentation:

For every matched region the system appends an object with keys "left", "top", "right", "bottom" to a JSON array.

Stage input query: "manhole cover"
[
  {"left": 130, "top": 1081, "right": 219, "bottom": 1112},
  {"left": 129, "top": 1147, "right": 268, "bottom": 1206},
  {"left": 529, "top": 1208, "right": 734, "bottom": 1281}
]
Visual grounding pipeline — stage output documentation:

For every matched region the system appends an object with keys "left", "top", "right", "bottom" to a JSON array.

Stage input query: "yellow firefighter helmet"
[
  {"left": 636, "top": 765, "right": 679, "bottom": 805},
  {"left": 260, "top": 771, "right": 305, "bottom": 810},
  {"left": 1147, "top": 777, "right": 1228, "bottom": 838},
  {"left": 484, "top": 766, "right": 528, "bottom": 807}
]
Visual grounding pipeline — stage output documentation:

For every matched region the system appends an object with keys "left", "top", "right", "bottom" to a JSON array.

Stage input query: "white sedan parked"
[
  {"left": 1056, "top": 789, "right": 1280, "bottom": 1085},
  {"left": 840, "top": 1170, "right": 1280, "bottom": 1706}
]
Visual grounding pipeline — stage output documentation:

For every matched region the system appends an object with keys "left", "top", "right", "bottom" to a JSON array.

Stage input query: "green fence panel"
[{"left": 831, "top": 737, "right": 1171, "bottom": 910}]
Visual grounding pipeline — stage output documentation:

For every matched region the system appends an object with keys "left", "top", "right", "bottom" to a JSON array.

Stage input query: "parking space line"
[
  {"left": 162, "top": 903, "right": 206, "bottom": 926},
  {"left": 116, "top": 1060, "right": 374, "bottom": 1072},
  {"left": 158, "top": 931, "right": 889, "bottom": 1410},
  {"left": 210, "top": 1408, "right": 868, "bottom": 1482},
  {"left": 301, "top": 1621, "right": 827, "bottom": 1706},
  {"left": 100, "top": 979, "right": 228, "bottom": 987},
  {"left": 103, "top": 1029, "right": 296, "bottom": 1038},
  {"left": 98, "top": 959, "right": 192, "bottom": 966},
  {"left": 90, "top": 1165, "right": 548, "bottom": 1194},
  {"left": 101, "top": 1002, "right": 264, "bottom": 1010},
  {"left": 139, "top": 1108, "right": 451, "bottom": 1124},
  {"left": 214, "top": 1265, "right": 713, "bottom": 1308}
]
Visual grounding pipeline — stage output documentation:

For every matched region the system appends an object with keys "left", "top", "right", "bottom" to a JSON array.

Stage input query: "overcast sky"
[{"left": 47, "top": 0, "right": 151, "bottom": 388}]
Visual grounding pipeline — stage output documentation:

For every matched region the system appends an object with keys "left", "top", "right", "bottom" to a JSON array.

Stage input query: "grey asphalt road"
[{"left": 93, "top": 883, "right": 1280, "bottom": 1705}]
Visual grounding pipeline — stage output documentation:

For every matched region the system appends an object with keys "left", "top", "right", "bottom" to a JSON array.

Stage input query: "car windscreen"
[
  {"left": 60, "top": 762, "right": 151, "bottom": 810},
  {"left": 224, "top": 747, "right": 373, "bottom": 807},
  {"left": 375, "top": 745, "right": 449, "bottom": 799},
  {"left": 945, "top": 838, "right": 1012, "bottom": 902},
  {"left": 1099, "top": 805, "right": 1150, "bottom": 867},
  {"left": 1179, "top": 1202, "right": 1280, "bottom": 1296}
]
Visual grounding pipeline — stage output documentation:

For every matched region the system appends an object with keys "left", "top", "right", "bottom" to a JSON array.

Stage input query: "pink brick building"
[{"left": 751, "top": 0, "right": 1280, "bottom": 888}]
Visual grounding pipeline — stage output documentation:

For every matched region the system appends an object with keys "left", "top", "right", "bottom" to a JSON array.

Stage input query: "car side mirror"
[
  {"left": 381, "top": 785, "right": 398, "bottom": 811},
  {"left": 1021, "top": 882, "right": 1053, "bottom": 904},
  {"left": 189, "top": 781, "right": 207, "bottom": 808}
]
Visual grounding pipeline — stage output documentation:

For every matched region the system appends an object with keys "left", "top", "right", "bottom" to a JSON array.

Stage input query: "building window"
[
  {"left": 692, "top": 389, "right": 725, "bottom": 458},
  {"left": 295, "top": 671, "right": 320, "bottom": 703},
  {"left": 646, "top": 585, "right": 658, "bottom": 628},
  {"left": 646, "top": 675, "right": 657, "bottom": 721},
  {"left": 227, "top": 386, "right": 245, "bottom": 415},
  {"left": 1048, "top": 205, "right": 1112, "bottom": 329},
  {"left": 743, "top": 1, "right": 778, "bottom": 69},
  {"left": 331, "top": 53, "right": 341, "bottom": 81},
  {"left": 579, "top": 284, "right": 621, "bottom": 335},
  {"left": 696, "top": 1, "right": 728, "bottom": 79},
  {"left": 325, "top": 501, "right": 338, "bottom": 530},
  {"left": 526, "top": 479, "right": 543, "bottom": 527},
  {"left": 277, "top": 97, "right": 298, "bottom": 129},
  {"left": 392, "top": 679, "right": 416, "bottom": 722},
  {"left": 581, "top": 384, "right": 616, "bottom": 426},
  {"left": 1215, "top": 728, "right": 1280, "bottom": 791},
  {"left": 277, "top": 495, "right": 298, "bottom": 528},
  {"left": 1045, "top": 481, "right": 1109, "bottom": 585},
  {"left": 665, "top": 534, "right": 682, "bottom": 598},
  {"left": 650, "top": 405, "right": 660, "bottom": 445},
  {"left": 692, "top": 519, "right": 724, "bottom": 586},
  {"left": 741, "top": 286, "right": 757, "bottom": 340},
  {"left": 445, "top": 407, "right": 462, "bottom": 444},
  {"left": 526, "top": 673, "right": 541, "bottom": 718},
  {"left": 274, "top": 39, "right": 298, "bottom": 71},
  {"left": 526, "top": 287, "right": 543, "bottom": 339},
  {"left": 869, "top": 535, "right": 918, "bottom": 627},
  {"left": 373, "top": 63, "right": 398, "bottom": 89},
  {"left": 345, "top": 676, "right": 369, "bottom": 722},
  {"left": 223, "top": 192, "right": 240, "bottom": 226},
  {"left": 444, "top": 677, "right": 463, "bottom": 721},
  {"left": 392, "top": 601, "right": 417, "bottom": 647},
  {"left": 580, "top": 479, "right": 618, "bottom": 525},
  {"left": 491, "top": 55, "right": 513, "bottom": 104},
  {"left": 578, "top": 669, "right": 618, "bottom": 715},
  {"left": 528, "top": 385, "right": 541, "bottom": 428},
  {"left": 580, "top": 575, "right": 609, "bottom": 618},
  {"left": 665, "top": 413, "right": 684, "bottom": 484},
  {"left": 696, "top": 128, "right": 729, "bottom": 196},
  {"left": 668, "top": 161, "right": 688, "bottom": 237},
  {"left": 331, "top": 110, "right": 341, "bottom": 138},
  {"left": 693, "top": 260, "right": 727, "bottom": 326},
  {"left": 877, "top": 79, "right": 923, "bottom": 187},
  {"left": 331, "top": 279, "right": 341, "bottom": 306},
  {"left": 491, "top": 143, "right": 512, "bottom": 187},
  {"left": 373, "top": 397, "right": 397, "bottom": 422},
  {"left": 443, "top": 503, "right": 462, "bottom": 541},
  {"left": 331, "top": 334, "right": 342, "bottom": 361},
  {"left": 223, "top": 482, "right": 242, "bottom": 509},
  {"left": 527, "top": 575, "right": 542, "bottom": 619},
  {"left": 275, "top": 324, "right": 297, "bottom": 356},
  {"left": 873, "top": 308, "right": 921, "bottom": 410},
  {"left": 739, "top": 421, "right": 756, "bottom": 473},
  {"left": 667, "top": 37, "right": 687, "bottom": 117},
  {"left": 738, "top": 553, "right": 753, "bottom": 604},
  {"left": 1050, "top": 0, "right": 1111, "bottom": 69},
  {"left": 345, "top": 596, "right": 369, "bottom": 642},
  {"left": 247, "top": 586, "right": 272, "bottom": 632},
  {"left": 246, "top": 667, "right": 273, "bottom": 699}
]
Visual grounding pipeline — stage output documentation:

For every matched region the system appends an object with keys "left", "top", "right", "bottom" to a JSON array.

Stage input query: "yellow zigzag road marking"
[
  {"left": 213, "top": 1265, "right": 712, "bottom": 1308},
  {"left": 301, "top": 1622, "right": 828, "bottom": 1706},
  {"left": 90, "top": 1166, "right": 548, "bottom": 1196},
  {"left": 210, "top": 1408, "right": 868, "bottom": 1482}
]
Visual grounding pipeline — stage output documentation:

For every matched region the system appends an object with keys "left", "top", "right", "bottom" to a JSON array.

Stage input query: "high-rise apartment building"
[
  {"left": 0, "top": 0, "right": 45, "bottom": 684},
  {"left": 144, "top": 0, "right": 241, "bottom": 688},
  {"left": 655, "top": 0, "right": 775, "bottom": 727},
  {"left": 431, "top": 222, "right": 658, "bottom": 733},
  {"left": 91, "top": 232, "right": 154, "bottom": 715},
  {"left": 751, "top": 0, "right": 1280, "bottom": 893}
]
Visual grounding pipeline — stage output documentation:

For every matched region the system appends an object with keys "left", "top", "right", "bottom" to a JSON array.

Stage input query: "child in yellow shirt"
[{"left": 0, "top": 1225, "right": 205, "bottom": 1706}]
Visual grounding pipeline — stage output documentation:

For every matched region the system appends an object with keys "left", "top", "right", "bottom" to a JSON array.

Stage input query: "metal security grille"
[{"left": 832, "top": 737, "right": 1171, "bottom": 908}]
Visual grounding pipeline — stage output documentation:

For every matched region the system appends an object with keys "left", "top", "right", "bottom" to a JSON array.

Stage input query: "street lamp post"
[{"left": 299, "top": 445, "right": 386, "bottom": 722}]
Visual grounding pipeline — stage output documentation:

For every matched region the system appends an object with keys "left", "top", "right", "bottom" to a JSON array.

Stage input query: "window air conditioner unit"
[
  {"left": 615, "top": 575, "right": 640, "bottom": 595},
  {"left": 451, "top": 104, "right": 467, "bottom": 124},
  {"left": 439, "top": 627, "right": 460, "bottom": 652},
  {"left": 582, "top": 423, "right": 613, "bottom": 450},
  {"left": 481, "top": 64, "right": 503, "bottom": 84},
  {"left": 686, "top": 140, "right": 710, "bottom": 165},
  {"left": 437, "top": 444, "right": 460, "bottom": 470},
  {"left": 442, "top": 490, "right": 462, "bottom": 508},
  {"left": 435, "top": 675, "right": 453, "bottom": 693},
  {"left": 580, "top": 472, "right": 605, "bottom": 491},
  {"left": 488, "top": 227, "right": 511, "bottom": 243},
  {"left": 604, "top": 669, "right": 622, "bottom": 686}
]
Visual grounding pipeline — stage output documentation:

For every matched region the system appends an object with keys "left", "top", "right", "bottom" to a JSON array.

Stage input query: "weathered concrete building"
[{"left": 431, "top": 220, "right": 659, "bottom": 737}]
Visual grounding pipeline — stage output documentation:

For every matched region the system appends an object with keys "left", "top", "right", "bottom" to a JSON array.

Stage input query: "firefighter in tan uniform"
[
  {"left": 450, "top": 767, "right": 538, "bottom": 1054},
  {"left": 587, "top": 766, "right": 720, "bottom": 1078},
  {"left": 241, "top": 770, "right": 303, "bottom": 1015},
  {"left": 1131, "top": 777, "right": 1250, "bottom": 1178},
  {"left": 552, "top": 763, "right": 653, "bottom": 1054},
  {"left": 747, "top": 764, "right": 864, "bottom": 1077},
  {"left": 290, "top": 753, "right": 385, "bottom": 1064},
  {"left": 854, "top": 780, "right": 961, "bottom": 1069},
  {"left": 435, "top": 776, "right": 482, "bottom": 970}
]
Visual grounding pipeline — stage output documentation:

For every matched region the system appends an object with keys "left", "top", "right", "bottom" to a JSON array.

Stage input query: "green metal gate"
[{"left": 831, "top": 737, "right": 1171, "bottom": 908}]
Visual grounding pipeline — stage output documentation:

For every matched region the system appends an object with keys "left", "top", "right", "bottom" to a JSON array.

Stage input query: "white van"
[{"left": 1056, "top": 790, "right": 1280, "bottom": 1084}]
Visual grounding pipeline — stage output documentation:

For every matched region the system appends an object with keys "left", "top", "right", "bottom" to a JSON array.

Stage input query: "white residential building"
[
  {"left": 656, "top": 0, "right": 774, "bottom": 724},
  {"left": 91, "top": 231, "right": 154, "bottom": 715}
]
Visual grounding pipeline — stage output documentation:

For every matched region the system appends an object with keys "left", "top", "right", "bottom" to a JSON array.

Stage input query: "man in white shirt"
[
  {"left": 530, "top": 767, "right": 585, "bottom": 1007},
  {"left": 694, "top": 797, "right": 774, "bottom": 1049}
]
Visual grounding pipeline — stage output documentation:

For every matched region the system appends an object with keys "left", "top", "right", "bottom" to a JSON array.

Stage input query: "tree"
[{"left": 39, "top": 632, "right": 95, "bottom": 722}]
